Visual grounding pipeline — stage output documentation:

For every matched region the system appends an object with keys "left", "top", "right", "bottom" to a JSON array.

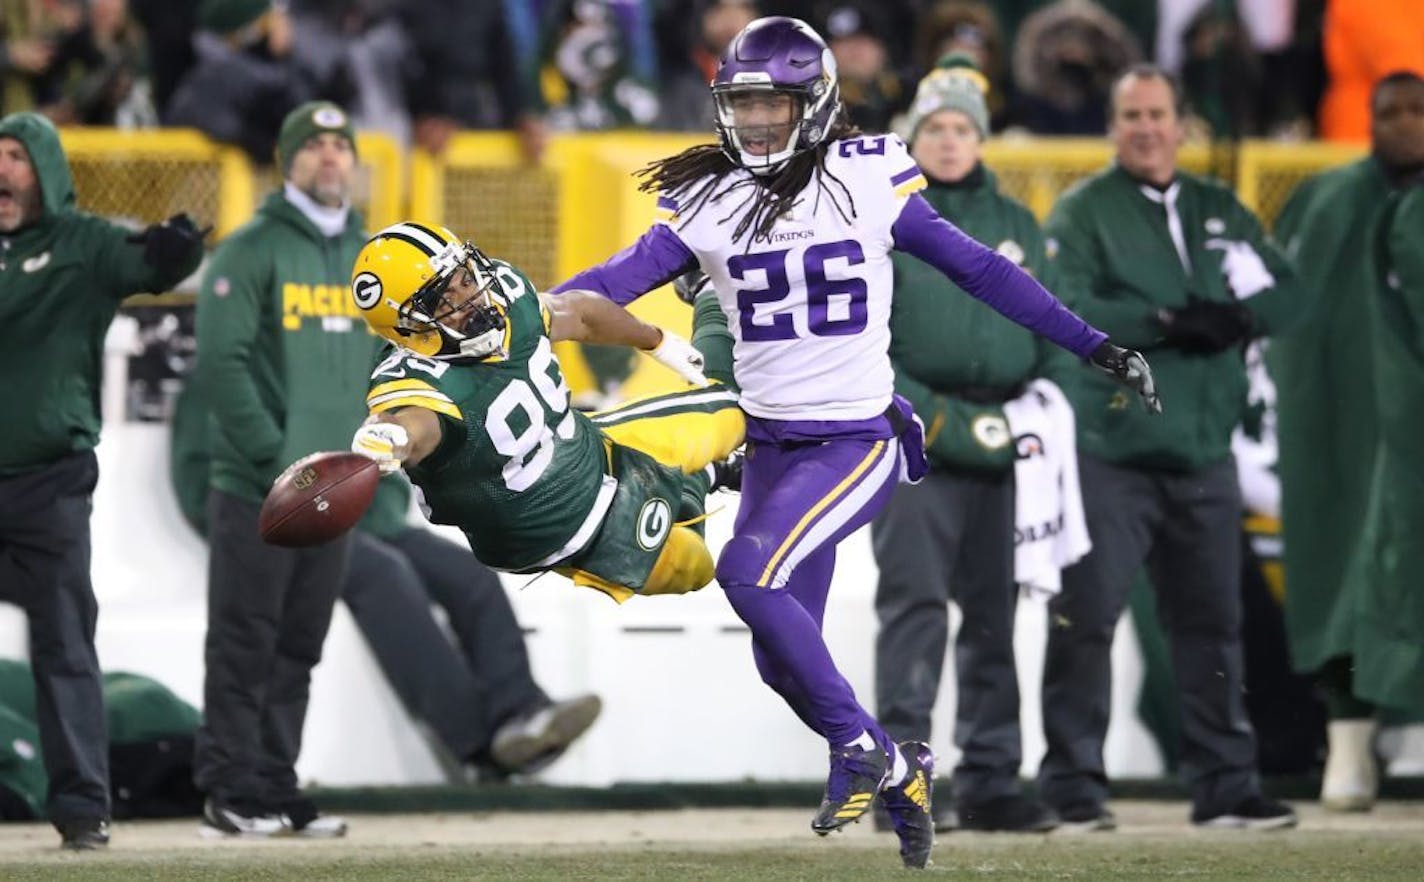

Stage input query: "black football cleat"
[
  {"left": 811, "top": 742, "right": 890, "bottom": 835},
  {"left": 880, "top": 741, "right": 935, "bottom": 869}
]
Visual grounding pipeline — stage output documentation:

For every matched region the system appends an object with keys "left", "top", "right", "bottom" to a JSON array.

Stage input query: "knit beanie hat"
[
  {"left": 902, "top": 53, "right": 991, "bottom": 142},
  {"left": 197, "top": 0, "right": 270, "bottom": 34},
  {"left": 275, "top": 101, "right": 357, "bottom": 174}
]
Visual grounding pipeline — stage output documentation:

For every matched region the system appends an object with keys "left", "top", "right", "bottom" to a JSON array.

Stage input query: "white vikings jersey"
[{"left": 657, "top": 135, "right": 928, "bottom": 422}]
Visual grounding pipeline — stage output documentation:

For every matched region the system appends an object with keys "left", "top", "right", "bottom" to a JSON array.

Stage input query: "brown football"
[{"left": 259, "top": 451, "right": 379, "bottom": 547}]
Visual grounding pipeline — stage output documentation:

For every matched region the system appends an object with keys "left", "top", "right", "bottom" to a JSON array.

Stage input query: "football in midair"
[{"left": 258, "top": 451, "right": 379, "bottom": 548}]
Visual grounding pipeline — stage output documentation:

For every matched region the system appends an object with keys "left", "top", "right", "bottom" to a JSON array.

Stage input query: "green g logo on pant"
[{"left": 637, "top": 498, "right": 672, "bottom": 550}]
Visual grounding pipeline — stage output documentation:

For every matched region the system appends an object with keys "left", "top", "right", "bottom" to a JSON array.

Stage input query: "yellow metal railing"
[
  {"left": 60, "top": 128, "right": 250, "bottom": 237},
  {"left": 354, "top": 132, "right": 404, "bottom": 232},
  {"left": 59, "top": 128, "right": 405, "bottom": 239},
  {"left": 68, "top": 128, "right": 1371, "bottom": 393},
  {"left": 409, "top": 132, "right": 588, "bottom": 388},
  {"left": 981, "top": 139, "right": 1221, "bottom": 220},
  {"left": 61, "top": 127, "right": 1370, "bottom": 253},
  {"left": 410, "top": 133, "right": 560, "bottom": 287},
  {"left": 543, "top": 133, "right": 711, "bottom": 398},
  {"left": 1236, "top": 141, "right": 1367, "bottom": 228},
  {"left": 59, "top": 129, "right": 1373, "bottom": 240}
]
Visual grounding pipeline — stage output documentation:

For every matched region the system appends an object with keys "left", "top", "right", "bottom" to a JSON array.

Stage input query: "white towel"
[
  {"left": 1232, "top": 340, "right": 1280, "bottom": 518},
  {"left": 1003, "top": 379, "right": 1092, "bottom": 600}
]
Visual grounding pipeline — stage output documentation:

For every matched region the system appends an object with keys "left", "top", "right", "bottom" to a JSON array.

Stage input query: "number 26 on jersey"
[{"left": 729, "top": 239, "right": 868, "bottom": 341}]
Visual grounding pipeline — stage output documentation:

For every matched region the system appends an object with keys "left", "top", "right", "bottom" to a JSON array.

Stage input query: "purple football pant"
[{"left": 716, "top": 435, "right": 902, "bottom": 748}]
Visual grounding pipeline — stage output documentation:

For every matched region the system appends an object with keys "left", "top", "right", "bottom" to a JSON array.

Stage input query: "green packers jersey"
[{"left": 365, "top": 261, "right": 611, "bottom": 572}]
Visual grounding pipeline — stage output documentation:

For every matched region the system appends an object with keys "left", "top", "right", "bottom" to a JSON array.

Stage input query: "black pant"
[
  {"left": 1039, "top": 454, "right": 1260, "bottom": 816},
  {"left": 193, "top": 489, "right": 349, "bottom": 804},
  {"left": 0, "top": 452, "right": 109, "bottom": 825},
  {"left": 872, "top": 467, "right": 1023, "bottom": 804},
  {"left": 341, "top": 528, "right": 546, "bottom": 763}
]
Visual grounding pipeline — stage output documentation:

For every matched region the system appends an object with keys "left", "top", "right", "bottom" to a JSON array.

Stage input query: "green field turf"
[
  {"left": 4, "top": 838, "right": 1424, "bottom": 882},
  {"left": 0, "top": 803, "right": 1419, "bottom": 881}
]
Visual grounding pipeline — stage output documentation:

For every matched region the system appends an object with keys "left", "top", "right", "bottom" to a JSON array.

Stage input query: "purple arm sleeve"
[
  {"left": 891, "top": 193, "right": 1107, "bottom": 358},
  {"left": 549, "top": 224, "right": 699, "bottom": 306}
]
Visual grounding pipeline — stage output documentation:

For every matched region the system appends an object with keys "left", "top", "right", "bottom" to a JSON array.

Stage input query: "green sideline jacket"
[
  {"left": 1047, "top": 164, "right": 1301, "bottom": 470},
  {"left": 1344, "top": 183, "right": 1424, "bottom": 712},
  {"left": 1268, "top": 158, "right": 1390, "bottom": 676},
  {"left": 0, "top": 112, "right": 202, "bottom": 476},
  {"left": 889, "top": 165, "right": 1068, "bottom": 472},
  {"left": 195, "top": 191, "right": 375, "bottom": 503}
]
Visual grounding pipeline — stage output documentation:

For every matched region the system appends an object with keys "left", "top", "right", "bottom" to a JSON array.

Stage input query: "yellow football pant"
[
  {"left": 591, "top": 384, "right": 745, "bottom": 475},
  {"left": 562, "top": 524, "right": 716, "bottom": 604}
]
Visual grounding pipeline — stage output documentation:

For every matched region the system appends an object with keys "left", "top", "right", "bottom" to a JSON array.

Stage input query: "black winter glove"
[
  {"left": 1090, "top": 341, "right": 1162, "bottom": 414},
  {"left": 1157, "top": 297, "right": 1254, "bottom": 353},
  {"left": 673, "top": 268, "right": 711, "bottom": 305},
  {"left": 126, "top": 213, "right": 210, "bottom": 269}
]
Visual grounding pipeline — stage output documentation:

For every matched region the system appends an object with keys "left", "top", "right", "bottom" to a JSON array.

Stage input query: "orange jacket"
[{"left": 1319, "top": 0, "right": 1424, "bottom": 141}]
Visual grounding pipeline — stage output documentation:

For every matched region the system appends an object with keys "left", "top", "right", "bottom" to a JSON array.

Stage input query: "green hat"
[
  {"left": 275, "top": 101, "right": 357, "bottom": 174},
  {"left": 903, "top": 52, "right": 991, "bottom": 142},
  {"left": 197, "top": 0, "right": 270, "bottom": 34}
]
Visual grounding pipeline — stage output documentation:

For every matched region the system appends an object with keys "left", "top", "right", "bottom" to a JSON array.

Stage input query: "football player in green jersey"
[{"left": 347, "top": 221, "right": 745, "bottom": 602}]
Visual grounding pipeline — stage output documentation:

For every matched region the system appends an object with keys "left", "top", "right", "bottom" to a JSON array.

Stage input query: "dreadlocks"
[{"left": 637, "top": 115, "right": 865, "bottom": 246}]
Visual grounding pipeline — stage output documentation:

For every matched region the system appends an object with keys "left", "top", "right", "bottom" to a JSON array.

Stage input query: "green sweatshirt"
[
  {"left": 0, "top": 112, "right": 202, "bottom": 475},
  {"left": 1047, "top": 164, "right": 1301, "bottom": 470},
  {"left": 195, "top": 190, "right": 375, "bottom": 503},
  {"left": 889, "top": 165, "right": 1065, "bottom": 472}
]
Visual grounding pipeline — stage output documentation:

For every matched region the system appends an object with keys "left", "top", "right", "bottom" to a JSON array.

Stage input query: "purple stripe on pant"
[{"left": 716, "top": 434, "right": 902, "bottom": 747}]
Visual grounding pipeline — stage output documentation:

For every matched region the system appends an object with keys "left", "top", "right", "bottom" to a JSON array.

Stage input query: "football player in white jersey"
[{"left": 552, "top": 16, "right": 1160, "bottom": 869}]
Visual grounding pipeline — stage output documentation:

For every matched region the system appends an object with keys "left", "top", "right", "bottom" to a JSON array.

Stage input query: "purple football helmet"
[{"left": 711, "top": 16, "right": 841, "bottom": 175}]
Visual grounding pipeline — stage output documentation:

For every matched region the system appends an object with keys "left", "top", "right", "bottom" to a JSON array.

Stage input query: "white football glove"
[
  {"left": 351, "top": 422, "right": 409, "bottom": 474},
  {"left": 644, "top": 330, "right": 708, "bottom": 386},
  {"left": 1206, "top": 238, "right": 1275, "bottom": 300}
]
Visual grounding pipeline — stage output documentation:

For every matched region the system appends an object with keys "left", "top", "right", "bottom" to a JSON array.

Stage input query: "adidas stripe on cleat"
[
  {"left": 879, "top": 741, "right": 935, "bottom": 869},
  {"left": 811, "top": 743, "right": 891, "bottom": 835}
]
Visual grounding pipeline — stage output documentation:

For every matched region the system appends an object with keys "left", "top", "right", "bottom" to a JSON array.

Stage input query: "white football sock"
[
  {"left": 888, "top": 742, "right": 910, "bottom": 786},
  {"left": 843, "top": 732, "right": 909, "bottom": 785},
  {"left": 845, "top": 731, "right": 876, "bottom": 752}
]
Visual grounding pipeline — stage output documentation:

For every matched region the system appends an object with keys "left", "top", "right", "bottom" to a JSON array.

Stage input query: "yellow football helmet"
[{"left": 350, "top": 221, "right": 508, "bottom": 360}]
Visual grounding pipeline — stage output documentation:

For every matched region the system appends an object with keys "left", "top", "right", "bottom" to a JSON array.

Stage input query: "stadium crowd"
[
  {"left": 0, "top": 0, "right": 1421, "bottom": 863},
  {"left": 0, "top": 1, "right": 1402, "bottom": 152}
]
